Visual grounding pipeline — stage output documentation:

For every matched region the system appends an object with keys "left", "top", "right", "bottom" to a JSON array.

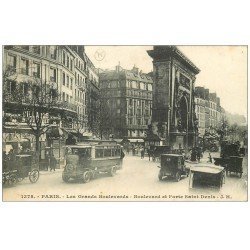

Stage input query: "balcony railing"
[
  {"left": 127, "top": 124, "right": 148, "bottom": 130},
  {"left": 56, "top": 101, "right": 77, "bottom": 113}
]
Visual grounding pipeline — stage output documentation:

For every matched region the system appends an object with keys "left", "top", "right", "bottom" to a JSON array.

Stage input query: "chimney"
[
  {"left": 115, "top": 62, "right": 122, "bottom": 73},
  {"left": 132, "top": 65, "right": 139, "bottom": 75}
]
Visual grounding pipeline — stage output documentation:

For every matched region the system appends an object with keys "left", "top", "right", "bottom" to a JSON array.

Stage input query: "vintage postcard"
[{"left": 2, "top": 45, "right": 248, "bottom": 201}]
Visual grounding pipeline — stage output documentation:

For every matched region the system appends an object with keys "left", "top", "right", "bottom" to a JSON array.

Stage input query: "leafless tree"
[{"left": 3, "top": 70, "right": 59, "bottom": 158}]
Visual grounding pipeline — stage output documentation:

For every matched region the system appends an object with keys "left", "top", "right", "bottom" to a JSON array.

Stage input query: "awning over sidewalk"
[{"left": 127, "top": 139, "right": 144, "bottom": 143}]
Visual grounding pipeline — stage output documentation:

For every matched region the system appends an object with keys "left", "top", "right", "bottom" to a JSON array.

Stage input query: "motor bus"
[{"left": 62, "top": 141, "right": 124, "bottom": 183}]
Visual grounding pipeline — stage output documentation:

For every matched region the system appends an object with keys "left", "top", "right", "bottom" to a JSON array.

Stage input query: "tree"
[
  {"left": 3, "top": 72, "right": 59, "bottom": 159},
  {"left": 22, "top": 80, "right": 59, "bottom": 156},
  {"left": 99, "top": 99, "right": 113, "bottom": 139}
]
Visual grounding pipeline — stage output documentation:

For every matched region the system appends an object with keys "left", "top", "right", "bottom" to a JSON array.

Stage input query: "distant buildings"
[
  {"left": 194, "top": 86, "right": 224, "bottom": 137},
  {"left": 98, "top": 65, "right": 153, "bottom": 140}
]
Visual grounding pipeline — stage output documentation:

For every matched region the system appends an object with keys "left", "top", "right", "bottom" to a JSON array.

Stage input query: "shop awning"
[{"left": 127, "top": 139, "right": 144, "bottom": 143}]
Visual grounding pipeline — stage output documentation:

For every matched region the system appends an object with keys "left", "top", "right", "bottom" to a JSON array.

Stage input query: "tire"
[
  {"left": 175, "top": 171, "right": 181, "bottom": 182},
  {"left": 158, "top": 170, "right": 164, "bottom": 181},
  {"left": 110, "top": 166, "right": 117, "bottom": 177},
  {"left": 9, "top": 174, "right": 17, "bottom": 185},
  {"left": 62, "top": 173, "right": 70, "bottom": 183},
  {"left": 29, "top": 170, "right": 39, "bottom": 183},
  {"left": 83, "top": 171, "right": 91, "bottom": 183}
]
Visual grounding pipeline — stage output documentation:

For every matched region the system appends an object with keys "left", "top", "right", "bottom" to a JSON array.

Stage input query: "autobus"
[{"left": 62, "top": 141, "right": 124, "bottom": 183}]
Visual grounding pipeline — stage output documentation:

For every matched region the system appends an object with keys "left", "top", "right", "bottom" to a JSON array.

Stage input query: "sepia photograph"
[{"left": 1, "top": 45, "right": 248, "bottom": 201}]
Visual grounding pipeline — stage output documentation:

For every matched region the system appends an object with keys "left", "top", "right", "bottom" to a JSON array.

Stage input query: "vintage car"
[
  {"left": 189, "top": 165, "right": 225, "bottom": 189},
  {"left": 158, "top": 154, "right": 189, "bottom": 182},
  {"left": 213, "top": 142, "right": 243, "bottom": 178},
  {"left": 2, "top": 153, "right": 39, "bottom": 185},
  {"left": 62, "top": 142, "right": 124, "bottom": 183},
  {"left": 227, "top": 156, "right": 243, "bottom": 177}
]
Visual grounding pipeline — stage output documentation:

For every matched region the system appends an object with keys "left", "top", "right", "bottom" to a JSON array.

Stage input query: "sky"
[{"left": 85, "top": 46, "right": 247, "bottom": 118}]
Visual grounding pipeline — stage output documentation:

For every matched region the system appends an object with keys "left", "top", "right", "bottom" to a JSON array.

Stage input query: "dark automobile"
[
  {"left": 3, "top": 153, "right": 39, "bottom": 185},
  {"left": 158, "top": 154, "right": 189, "bottom": 182},
  {"left": 189, "top": 165, "right": 225, "bottom": 189},
  {"left": 213, "top": 142, "right": 243, "bottom": 178}
]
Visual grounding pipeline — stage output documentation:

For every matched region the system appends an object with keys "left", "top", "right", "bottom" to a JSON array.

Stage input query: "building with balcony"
[
  {"left": 3, "top": 45, "right": 99, "bottom": 166},
  {"left": 98, "top": 65, "right": 153, "bottom": 140},
  {"left": 194, "top": 86, "right": 223, "bottom": 137}
]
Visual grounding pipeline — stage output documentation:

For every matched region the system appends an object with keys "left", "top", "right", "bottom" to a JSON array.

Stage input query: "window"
[
  {"left": 9, "top": 81, "right": 17, "bottom": 94},
  {"left": 117, "top": 109, "right": 120, "bottom": 114},
  {"left": 129, "top": 99, "right": 132, "bottom": 106},
  {"left": 21, "top": 46, "right": 29, "bottom": 50},
  {"left": 67, "top": 56, "right": 69, "bottom": 68},
  {"left": 33, "top": 63, "right": 40, "bottom": 78},
  {"left": 20, "top": 58, "right": 29, "bottom": 75},
  {"left": 22, "top": 82, "right": 29, "bottom": 95},
  {"left": 70, "top": 78, "right": 73, "bottom": 90},
  {"left": 63, "top": 72, "right": 65, "bottom": 85},
  {"left": 8, "top": 55, "right": 16, "bottom": 71},
  {"left": 32, "top": 46, "right": 40, "bottom": 54},
  {"left": 62, "top": 92, "right": 65, "bottom": 102},
  {"left": 67, "top": 75, "right": 69, "bottom": 88},
  {"left": 104, "top": 148, "right": 112, "bottom": 157},
  {"left": 132, "top": 81, "right": 137, "bottom": 88},
  {"left": 63, "top": 52, "right": 66, "bottom": 65},
  {"left": 50, "top": 67, "right": 56, "bottom": 82},
  {"left": 50, "top": 46, "right": 57, "bottom": 59},
  {"left": 117, "top": 99, "right": 120, "bottom": 105},
  {"left": 70, "top": 59, "right": 73, "bottom": 71},
  {"left": 95, "top": 148, "right": 104, "bottom": 158}
]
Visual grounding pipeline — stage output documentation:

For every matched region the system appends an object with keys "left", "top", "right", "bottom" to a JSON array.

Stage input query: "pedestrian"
[
  {"left": 148, "top": 149, "right": 151, "bottom": 161},
  {"left": 45, "top": 150, "right": 50, "bottom": 171},
  {"left": 132, "top": 146, "right": 135, "bottom": 156},
  {"left": 208, "top": 153, "right": 212, "bottom": 163},
  {"left": 50, "top": 153, "right": 57, "bottom": 171},
  {"left": 140, "top": 147, "right": 145, "bottom": 159},
  {"left": 197, "top": 147, "right": 201, "bottom": 162}
]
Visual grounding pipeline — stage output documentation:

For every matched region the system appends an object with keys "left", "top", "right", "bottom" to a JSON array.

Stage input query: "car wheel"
[
  {"left": 158, "top": 170, "right": 164, "bottom": 181},
  {"left": 62, "top": 173, "right": 70, "bottom": 183},
  {"left": 83, "top": 171, "right": 91, "bottom": 183},
  {"left": 29, "top": 170, "right": 39, "bottom": 183},
  {"left": 175, "top": 172, "right": 181, "bottom": 182},
  {"left": 9, "top": 174, "right": 17, "bottom": 185}
]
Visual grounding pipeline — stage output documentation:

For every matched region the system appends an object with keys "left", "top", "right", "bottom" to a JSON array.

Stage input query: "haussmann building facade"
[{"left": 98, "top": 65, "right": 153, "bottom": 143}]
